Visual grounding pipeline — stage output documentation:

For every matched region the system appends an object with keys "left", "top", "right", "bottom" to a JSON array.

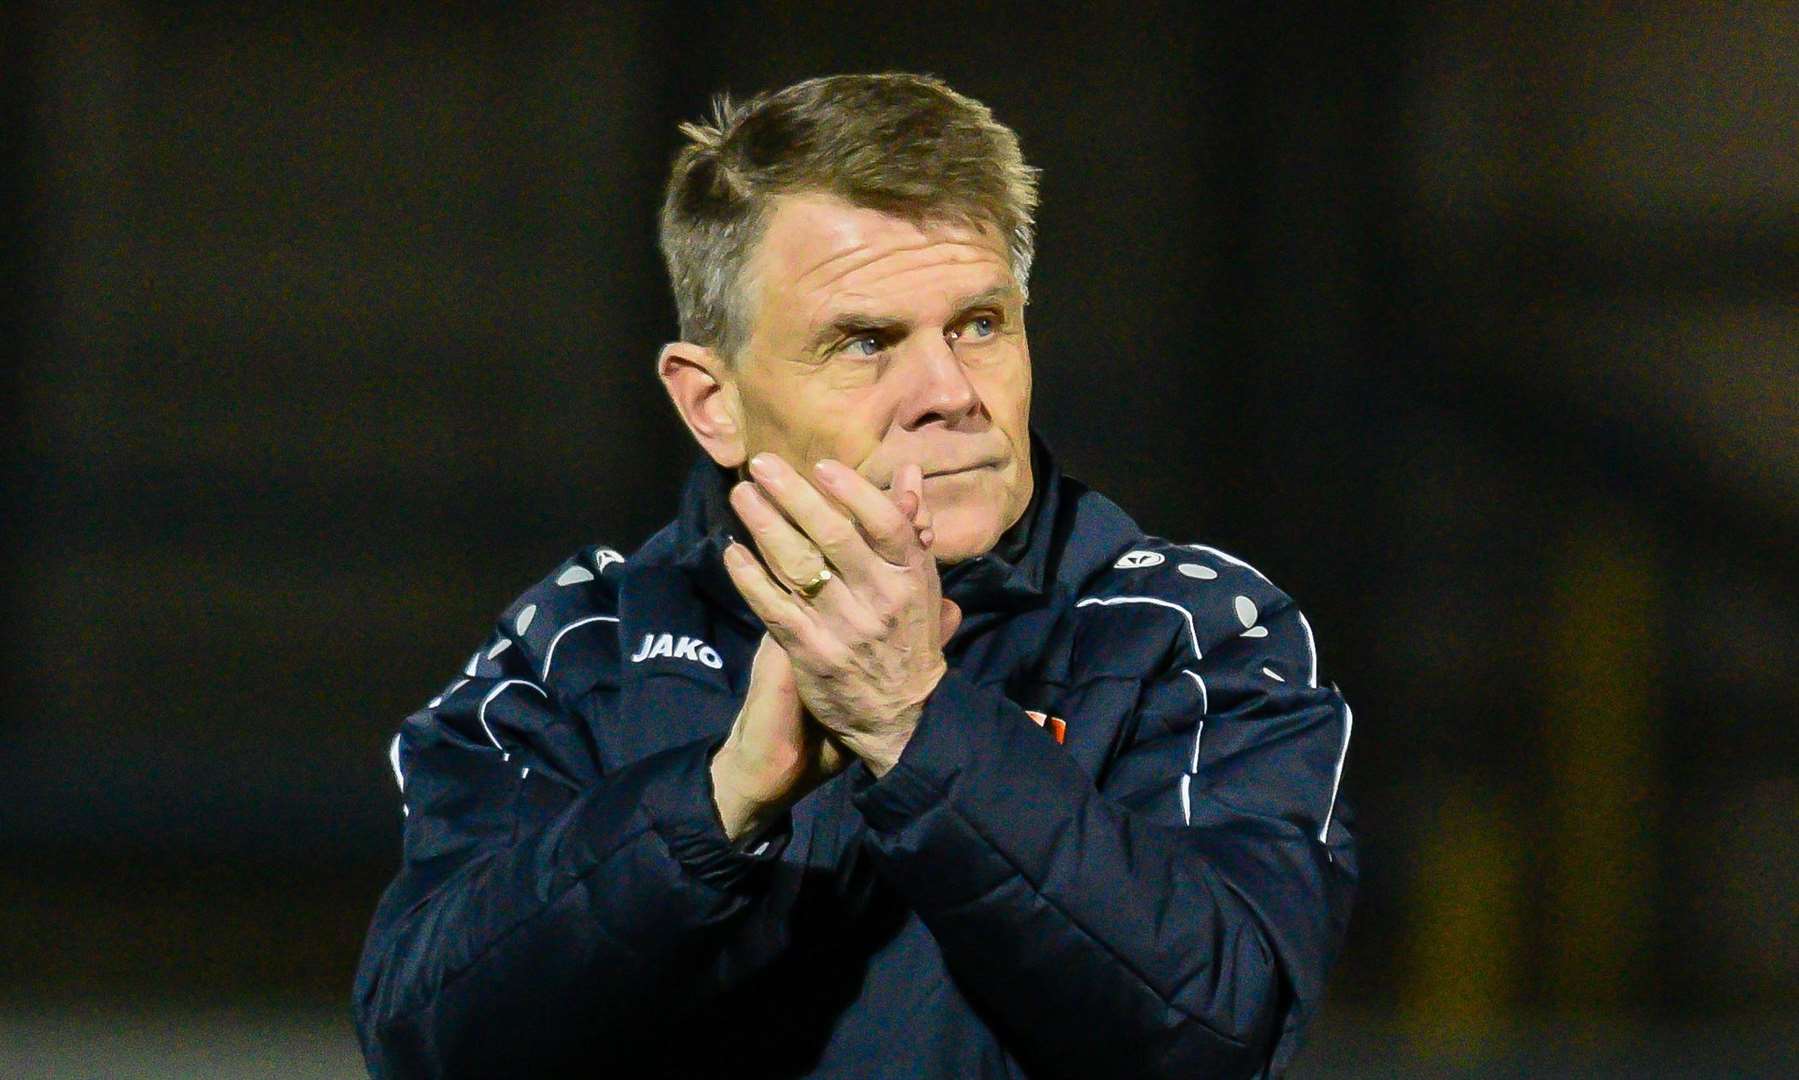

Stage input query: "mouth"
[
  {"left": 923, "top": 459, "right": 1002, "bottom": 480},
  {"left": 873, "top": 458, "right": 1004, "bottom": 492}
]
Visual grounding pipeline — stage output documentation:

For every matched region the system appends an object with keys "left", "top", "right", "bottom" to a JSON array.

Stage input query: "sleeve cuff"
[
  {"left": 634, "top": 735, "right": 793, "bottom": 890},
  {"left": 850, "top": 667, "right": 1008, "bottom": 831}
]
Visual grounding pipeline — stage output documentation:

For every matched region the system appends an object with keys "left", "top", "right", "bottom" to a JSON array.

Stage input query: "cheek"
[
  {"left": 973, "top": 355, "right": 1031, "bottom": 431},
  {"left": 776, "top": 392, "right": 891, "bottom": 462}
]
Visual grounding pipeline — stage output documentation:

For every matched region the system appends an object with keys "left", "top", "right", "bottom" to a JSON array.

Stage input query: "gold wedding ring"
[{"left": 794, "top": 566, "right": 833, "bottom": 599}]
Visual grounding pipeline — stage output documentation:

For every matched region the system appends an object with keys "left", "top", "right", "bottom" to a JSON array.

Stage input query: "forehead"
[{"left": 750, "top": 194, "right": 1012, "bottom": 323}]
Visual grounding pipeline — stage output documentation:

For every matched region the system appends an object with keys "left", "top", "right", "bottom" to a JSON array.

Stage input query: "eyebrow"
[{"left": 803, "top": 283, "right": 1023, "bottom": 353}]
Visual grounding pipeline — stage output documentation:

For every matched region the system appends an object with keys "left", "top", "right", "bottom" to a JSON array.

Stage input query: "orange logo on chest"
[{"left": 1023, "top": 709, "right": 1066, "bottom": 745}]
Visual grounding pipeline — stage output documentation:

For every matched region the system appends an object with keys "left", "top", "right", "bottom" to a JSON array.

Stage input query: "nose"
[{"left": 898, "top": 335, "right": 982, "bottom": 430}]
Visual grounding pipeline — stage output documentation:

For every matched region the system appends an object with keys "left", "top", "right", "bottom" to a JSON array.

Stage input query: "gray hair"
[{"left": 658, "top": 72, "right": 1041, "bottom": 364}]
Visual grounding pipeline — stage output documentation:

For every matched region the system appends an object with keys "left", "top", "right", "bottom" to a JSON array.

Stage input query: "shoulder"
[
  {"left": 393, "top": 543, "right": 631, "bottom": 816},
  {"left": 1066, "top": 535, "right": 1319, "bottom": 689},
  {"left": 438, "top": 543, "right": 632, "bottom": 705}
]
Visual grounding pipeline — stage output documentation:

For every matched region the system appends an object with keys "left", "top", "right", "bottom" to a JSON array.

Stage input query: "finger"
[
  {"left": 722, "top": 540, "right": 816, "bottom": 643},
  {"left": 909, "top": 464, "right": 941, "bottom": 548},
  {"left": 747, "top": 453, "right": 893, "bottom": 579},
  {"left": 901, "top": 463, "right": 927, "bottom": 521},
  {"left": 730, "top": 480, "right": 838, "bottom": 595},
  {"left": 808, "top": 457, "right": 921, "bottom": 567},
  {"left": 891, "top": 488, "right": 936, "bottom": 549},
  {"left": 748, "top": 631, "right": 798, "bottom": 699},
  {"left": 730, "top": 489, "right": 886, "bottom": 642},
  {"left": 815, "top": 729, "right": 851, "bottom": 778},
  {"left": 936, "top": 597, "right": 962, "bottom": 645},
  {"left": 900, "top": 462, "right": 933, "bottom": 534}
]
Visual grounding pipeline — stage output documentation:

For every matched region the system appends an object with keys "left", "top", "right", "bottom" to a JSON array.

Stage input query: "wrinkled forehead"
[{"left": 748, "top": 194, "right": 1012, "bottom": 329}]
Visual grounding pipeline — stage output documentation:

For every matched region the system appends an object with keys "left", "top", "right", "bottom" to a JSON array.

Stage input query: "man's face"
[{"left": 720, "top": 193, "right": 1034, "bottom": 564}]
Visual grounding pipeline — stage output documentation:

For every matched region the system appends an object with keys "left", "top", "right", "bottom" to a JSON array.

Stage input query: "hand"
[
  {"left": 723, "top": 454, "right": 958, "bottom": 777},
  {"left": 709, "top": 633, "right": 845, "bottom": 843},
  {"left": 710, "top": 474, "right": 958, "bottom": 839}
]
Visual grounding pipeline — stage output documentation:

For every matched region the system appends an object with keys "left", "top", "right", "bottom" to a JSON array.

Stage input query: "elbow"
[
  {"left": 1174, "top": 998, "right": 1282, "bottom": 1080},
  {"left": 351, "top": 933, "right": 446, "bottom": 1080},
  {"left": 1162, "top": 924, "right": 1286, "bottom": 1077},
  {"left": 1162, "top": 1000, "right": 1282, "bottom": 1080},
  {"left": 352, "top": 983, "right": 456, "bottom": 1080},
  {"left": 350, "top": 955, "right": 408, "bottom": 1078}
]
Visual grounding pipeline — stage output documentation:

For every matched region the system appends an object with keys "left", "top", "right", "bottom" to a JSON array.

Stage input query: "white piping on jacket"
[
  {"left": 541, "top": 615, "right": 621, "bottom": 682},
  {"left": 1320, "top": 700, "right": 1353, "bottom": 844},
  {"left": 478, "top": 679, "right": 549, "bottom": 751}
]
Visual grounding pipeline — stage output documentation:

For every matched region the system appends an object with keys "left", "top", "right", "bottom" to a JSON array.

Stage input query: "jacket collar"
[{"left": 668, "top": 429, "right": 1075, "bottom": 629}]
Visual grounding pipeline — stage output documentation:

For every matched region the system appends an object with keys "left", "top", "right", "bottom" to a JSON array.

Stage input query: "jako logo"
[{"left": 630, "top": 632, "right": 723, "bottom": 669}]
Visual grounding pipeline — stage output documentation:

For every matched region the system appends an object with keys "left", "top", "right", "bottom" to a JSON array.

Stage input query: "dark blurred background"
[{"left": 4, "top": 3, "right": 1795, "bottom": 1076}]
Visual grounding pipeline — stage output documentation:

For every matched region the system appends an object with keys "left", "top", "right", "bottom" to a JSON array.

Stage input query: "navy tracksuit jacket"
[{"left": 352, "top": 433, "right": 1358, "bottom": 1077}]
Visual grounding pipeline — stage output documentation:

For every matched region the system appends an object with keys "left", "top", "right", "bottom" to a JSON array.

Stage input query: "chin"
[{"left": 927, "top": 513, "right": 1004, "bottom": 566}]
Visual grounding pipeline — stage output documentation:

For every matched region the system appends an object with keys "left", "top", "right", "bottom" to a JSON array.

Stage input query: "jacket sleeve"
[
  {"left": 847, "top": 566, "right": 1357, "bottom": 1078},
  {"left": 351, "top": 580, "right": 795, "bottom": 1077}
]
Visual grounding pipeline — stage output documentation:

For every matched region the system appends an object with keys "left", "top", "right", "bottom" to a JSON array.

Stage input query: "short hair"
[{"left": 658, "top": 72, "right": 1041, "bottom": 364}]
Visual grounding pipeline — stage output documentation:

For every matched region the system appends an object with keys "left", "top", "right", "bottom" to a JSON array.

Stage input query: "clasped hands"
[{"left": 710, "top": 452, "right": 961, "bottom": 842}]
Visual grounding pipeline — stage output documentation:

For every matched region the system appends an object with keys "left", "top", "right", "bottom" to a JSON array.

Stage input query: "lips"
[
  {"left": 873, "top": 457, "right": 1003, "bottom": 490},
  {"left": 924, "top": 459, "right": 1001, "bottom": 479}
]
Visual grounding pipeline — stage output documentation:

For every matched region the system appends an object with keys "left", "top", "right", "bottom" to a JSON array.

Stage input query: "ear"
[{"left": 657, "top": 341, "right": 747, "bottom": 468}]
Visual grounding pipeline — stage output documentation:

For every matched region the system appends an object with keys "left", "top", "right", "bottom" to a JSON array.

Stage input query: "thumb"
[
  {"left": 936, "top": 597, "right": 963, "bottom": 646},
  {"left": 904, "top": 464, "right": 933, "bottom": 539},
  {"left": 749, "top": 632, "right": 800, "bottom": 707}
]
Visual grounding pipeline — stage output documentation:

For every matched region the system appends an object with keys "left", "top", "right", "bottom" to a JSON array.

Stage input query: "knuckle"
[
  {"left": 763, "top": 608, "right": 805, "bottom": 640},
  {"left": 814, "top": 639, "right": 853, "bottom": 671},
  {"left": 846, "top": 609, "right": 886, "bottom": 641},
  {"left": 816, "top": 521, "right": 856, "bottom": 551}
]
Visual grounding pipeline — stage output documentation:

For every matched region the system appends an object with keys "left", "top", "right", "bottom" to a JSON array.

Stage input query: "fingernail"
[{"left": 749, "top": 453, "right": 775, "bottom": 479}]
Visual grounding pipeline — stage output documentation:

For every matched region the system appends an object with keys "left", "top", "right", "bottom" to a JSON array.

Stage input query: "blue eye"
[
  {"left": 843, "top": 335, "right": 883, "bottom": 358},
  {"left": 950, "top": 314, "right": 998, "bottom": 342}
]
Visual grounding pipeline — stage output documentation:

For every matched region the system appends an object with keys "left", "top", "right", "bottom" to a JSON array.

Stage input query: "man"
[{"left": 353, "top": 72, "right": 1356, "bottom": 1078}]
